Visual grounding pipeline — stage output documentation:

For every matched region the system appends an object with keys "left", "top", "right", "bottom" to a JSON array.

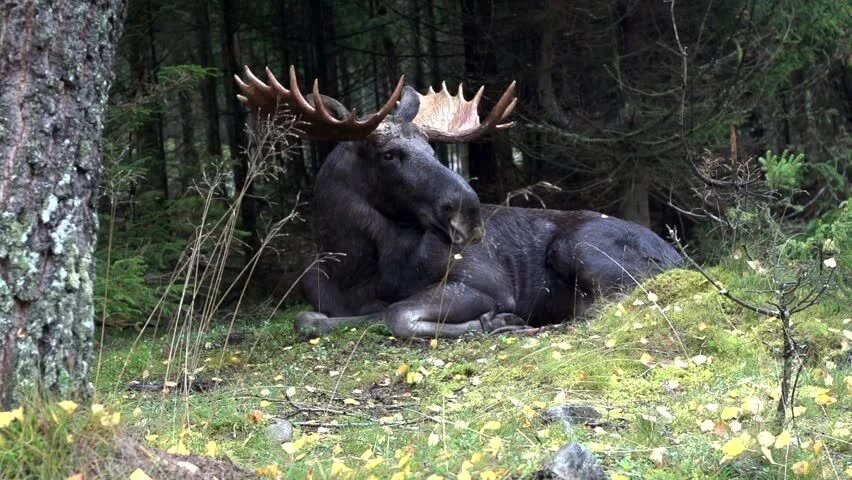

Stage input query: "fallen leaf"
[
  {"left": 205, "top": 441, "right": 220, "bottom": 456},
  {"left": 791, "top": 460, "right": 811, "bottom": 476},
  {"left": 639, "top": 352, "right": 655, "bottom": 367},
  {"left": 57, "top": 400, "right": 78, "bottom": 414},
  {"left": 309, "top": 337, "right": 321, "bottom": 345},
  {"left": 343, "top": 398, "right": 361, "bottom": 406},
  {"left": 757, "top": 431, "right": 775, "bottom": 448},
  {"left": 129, "top": 469, "right": 153, "bottom": 480},
  {"left": 649, "top": 447, "right": 666, "bottom": 464},
  {"left": 720, "top": 406, "right": 740, "bottom": 420},
  {"left": 167, "top": 441, "right": 190, "bottom": 455},
  {"left": 692, "top": 354, "right": 708, "bottom": 366},
  {"left": 700, "top": 419, "right": 715, "bottom": 432},
  {"left": 0, "top": 407, "right": 24, "bottom": 428},
  {"left": 774, "top": 430, "right": 791, "bottom": 449},
  {"left": 247, "top": 410, "right": 264, "bottom": 424},
  {"left": 721, "top": 434, "right": 748, "bottom": 459},
  {"left": 480, "top": 420, "right": 501, "bottom": 432}
]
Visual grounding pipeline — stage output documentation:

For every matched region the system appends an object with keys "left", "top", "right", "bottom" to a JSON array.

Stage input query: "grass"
[
  {"left": 76, "top": 267, "right": 852, "bottom": 479},
  {"left": 3, "top": 267, "right": 849, "bottom": 479}
]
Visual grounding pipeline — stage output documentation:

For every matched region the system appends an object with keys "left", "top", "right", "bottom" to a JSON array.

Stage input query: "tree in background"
[{"left": 0, "top": 0, "right": 127, "bottom": 407}]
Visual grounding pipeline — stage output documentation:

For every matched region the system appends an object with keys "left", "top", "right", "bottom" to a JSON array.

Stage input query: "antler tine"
[
  {"left": 235, "top": 65, "right": 406, "bottom": 140},
  {"left": 481, "top": 81, "right": 517, "bottom": 129}
]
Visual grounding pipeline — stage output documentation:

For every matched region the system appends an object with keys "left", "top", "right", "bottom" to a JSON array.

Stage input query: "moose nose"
[{"left": 470, "top": 225, "right": 484, "bottom": 243}]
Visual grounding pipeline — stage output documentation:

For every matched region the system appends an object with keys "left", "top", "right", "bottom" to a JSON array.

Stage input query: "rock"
[
  {"left": 545, "top": 404, "right": 601, "bottom": 432},
  {"left": 535, "top": 442, "right": 607, "bottom": 480},
  {"left": 266, "top": 418, "right": 294, "bottom": 443}
]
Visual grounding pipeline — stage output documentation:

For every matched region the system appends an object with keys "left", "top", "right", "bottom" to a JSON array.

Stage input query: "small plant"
[
  {"left": 670, "top": 134, "right": 845, "bottom": 427},
  {"left": 758, "top": 149, "right": 805, "bottom": 193}
]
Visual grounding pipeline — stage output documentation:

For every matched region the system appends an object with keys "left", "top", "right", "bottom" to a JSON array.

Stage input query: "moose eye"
[{"left": 382, "top": 151, "right": 396, "bottom": 161}]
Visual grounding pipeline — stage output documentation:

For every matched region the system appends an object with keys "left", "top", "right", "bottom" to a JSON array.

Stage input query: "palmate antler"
[
  {"left": 235, "top": 66, "right": 405, "bottom": 141},
  {"left": 412, "top": 81, "right": 517, "bottom": 143}
]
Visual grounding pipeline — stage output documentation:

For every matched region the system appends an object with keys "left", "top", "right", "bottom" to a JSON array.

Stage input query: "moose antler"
[
  {"left": 235, "top": 66, "right": 405, "bottom": 141},
  {"left": 412, "top": 81, "right": 517, "bottom": 143}
]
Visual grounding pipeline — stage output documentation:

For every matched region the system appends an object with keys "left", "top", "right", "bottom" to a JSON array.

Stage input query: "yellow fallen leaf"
[
  {"left": 700, "top": 419, "right": 715, "bottom": 432},
  {"left": 205, "top": 441, "right": 219, "bottom": 457},
  {"left": 457, "top": 470, "right": 471, "bottom": 480},
  {"left": 480, "top": 420, "right": 501, "bottom": 432},
  {"left": 646, "top": 292, "right": 659, "bottom": 302},
  {"left": 486, "top": 436, "right": 503, "bottom": 457},
  {"left": 760, "top": 446, "right": 775, "bottom": 464},
  {"left": 792, "top": 405, "right": 807, "bottom": 416},
  {"left": 129, "top": 468, "right": 153, "bottom": 480},
  {"left": 406, "top": 371, "right": 424, "bottom": 384},
  {"left": 774, "top": 430, "right": 791, "bottom": 449},
  {"left": 57, "top": 400, "right": 78, "bottom": 414},
  {"left": 425, "top": 476, "right": 444, "bottom": 480},
  {"left": 0, "top": 407, "right": 24, "bottom": 428},
  {"left": 720, "top": 406, "right": 739, "bottom": 420},
  {"left": 144, "top": 434, "right": 158, "bottom": 443},
  {"left": 167, "top": 440, "right": 190, "bottom": 455},
  {"left": 812, "top": 439, "right": 824, "bottom": 454},
  {"left": 397, "top": 363, "right": 410, "bottom": 376},
  {"left": 480, "top": 471, "right": 498, "bottom": 480},
  {"left": 331, "top": 458, "right": 352, "bottom": 477},
  {"left": 721, "top": 435, "right": 748, "bottom": 459},
  {"left": 757, "top": 431, "right": 775, "bottom": 448},
  {"left": 814, "top": 393, "right": 837, "bottom": 406},
  {"left": 365, "top": 457, "right": 384, "bottom": 470},
  {"left": 256, "top": 463, "right": 281, "bottom": 478},
  {"left": 100, "top": 411, "right": 121, "bottom": 427},
  {"left": 66, "top": 474, "right": 84, "bottom": 480},
  {"left": 611, "top": 475, "right": 629, "bottom": 480},
  {"left": 639, "top": 352, "right": 655, "bottom": 367},
  {"left": 428, "top": 432, "right": 440, "bottom": 446},
  {"left": 91, "top": 404, "right": 104, "bottom": 415},
  {"left": 791, "top": 460, "right": 811, "bottom": 476},
  {"left": 430, "top": 338, "right": 438, "bottom": 349},
  {"left": 343, "top": 398, "right": 361, "bottom": 406},
  {"left": 309, "top": 337, "right": 321, "bottom": 345},
  {"left": 605, "top": 338, "right": 616, "bottom": 348}
]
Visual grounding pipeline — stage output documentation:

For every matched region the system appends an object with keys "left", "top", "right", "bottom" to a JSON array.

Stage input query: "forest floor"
[
  {"left": 81, "top": 266, "right": 852, "bottom": 479},
  {"left": 3, "top": 269, "right": 847, "bottom": 479}
]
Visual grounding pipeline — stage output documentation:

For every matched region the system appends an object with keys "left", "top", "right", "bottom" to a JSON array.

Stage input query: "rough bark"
[{"left": 0, "top": 0, "right": 127, "bottom": 407}]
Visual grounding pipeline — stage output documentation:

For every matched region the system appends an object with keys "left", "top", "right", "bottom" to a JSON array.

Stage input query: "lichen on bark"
[{"left": 0, "top": 0, "right": 127, "bottom": 408}]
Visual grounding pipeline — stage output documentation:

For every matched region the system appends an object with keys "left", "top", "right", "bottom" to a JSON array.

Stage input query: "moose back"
[{"left": 236, "top": 67, "right": 682, "bottom": 338}]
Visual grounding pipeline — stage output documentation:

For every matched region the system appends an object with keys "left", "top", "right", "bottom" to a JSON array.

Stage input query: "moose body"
[{"left": 236, "top": 66, "right": 681, "bottom": 338}]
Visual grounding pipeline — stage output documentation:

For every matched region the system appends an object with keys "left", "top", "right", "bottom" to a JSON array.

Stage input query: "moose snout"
[{"left": 448, "top": 212, "right": 485, "bottom": 245}]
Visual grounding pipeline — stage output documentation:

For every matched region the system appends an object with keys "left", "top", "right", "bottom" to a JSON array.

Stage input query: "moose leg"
[
  {"left": 295, "top": 284, "right": 527, "bottom": 338},
  {"left": 295, "top": 311, "right": 384, "bottom": 334},
  {"left": 381, "top": 284, "right": 527, "bottom": 338}
]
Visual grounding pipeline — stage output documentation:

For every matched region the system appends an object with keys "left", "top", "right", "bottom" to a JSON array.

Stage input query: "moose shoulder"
[{"left": 236, "top": 66, "right": 682, "bottom": 338}]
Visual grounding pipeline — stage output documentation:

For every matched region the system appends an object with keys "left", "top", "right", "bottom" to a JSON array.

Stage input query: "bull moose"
[{"left": 235, "top": 67, "right": 682, "bottom": 338}]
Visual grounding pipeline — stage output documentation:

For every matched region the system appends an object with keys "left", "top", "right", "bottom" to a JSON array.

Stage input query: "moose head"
[{"left": 234, "top": 67, "right": 516, "bottom": 246}]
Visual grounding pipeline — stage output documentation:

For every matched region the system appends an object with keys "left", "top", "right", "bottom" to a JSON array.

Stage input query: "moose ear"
[
  {"left": 395, "top": 86, "right": 420, "bottom": 123},
  {"left": 305, "top": 93, "right": 351, "bottom": 121}
]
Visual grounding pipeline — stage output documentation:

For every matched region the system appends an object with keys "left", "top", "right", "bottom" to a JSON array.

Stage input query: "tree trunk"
[
  {"left": 197, "top": 0, "right": 223, "bottom": 162},
  {"left": 0, "top": 0, "right": 127, "bottom": 408},
  {"left": 221, "top": 0, "right": 260, "bottom": 255}
]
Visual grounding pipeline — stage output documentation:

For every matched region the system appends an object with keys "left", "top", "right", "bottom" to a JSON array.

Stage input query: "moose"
[{"left": 235, "top": 67, "right": 682, "bottom": 338}]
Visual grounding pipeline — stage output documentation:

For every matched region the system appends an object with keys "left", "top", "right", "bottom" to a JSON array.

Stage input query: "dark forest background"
[{"left": 100, "top": 0, "right": 850, "bottom": 309}]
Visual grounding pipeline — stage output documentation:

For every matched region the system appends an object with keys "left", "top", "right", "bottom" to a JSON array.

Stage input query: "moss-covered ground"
[{"left": 40, "top": 268, "right": 852, "bottom": 478}]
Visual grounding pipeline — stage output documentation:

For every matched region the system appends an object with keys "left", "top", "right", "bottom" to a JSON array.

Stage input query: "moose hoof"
[
  {"left": 480, "top": 312, "right": 527, "bottom": 333},
  {"left": 294, "top": 311, "right": 330, "bottom": 335}
]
